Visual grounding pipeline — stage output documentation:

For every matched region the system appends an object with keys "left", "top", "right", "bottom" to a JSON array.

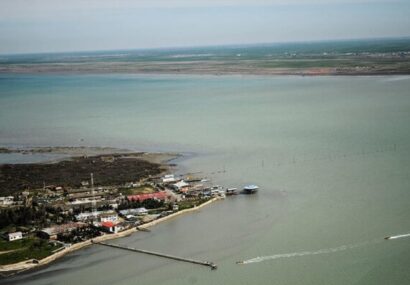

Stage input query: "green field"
[{"left": 0, "top": 238, "right": 62, "bottom": 265}]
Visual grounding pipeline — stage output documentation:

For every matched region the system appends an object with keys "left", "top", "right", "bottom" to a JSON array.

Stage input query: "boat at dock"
[
  {"left": 225, "top": 188, "right": 238, "bottom": 195},
  {"left": 243, "top": 185, "right": 259, "bottom": 194}
]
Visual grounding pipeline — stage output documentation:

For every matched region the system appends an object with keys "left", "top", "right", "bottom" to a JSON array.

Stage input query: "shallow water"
[{"left": 1, "top": 74, "right": 409, "bottom": 284}]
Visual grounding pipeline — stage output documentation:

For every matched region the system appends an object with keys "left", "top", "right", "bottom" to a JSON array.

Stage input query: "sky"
[{"left": 0, "top": 0, "right": 409, "bottom": 54}]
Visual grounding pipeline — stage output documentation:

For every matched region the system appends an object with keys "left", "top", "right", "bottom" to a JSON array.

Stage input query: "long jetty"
[{"left": 92, "top": 240, "right": 217, "bottom": 270}]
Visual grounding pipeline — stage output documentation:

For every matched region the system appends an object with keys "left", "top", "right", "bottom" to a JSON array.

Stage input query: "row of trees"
[
  {"left": 118, "top": 198, "right": 164, "bottom": 210},
  {"left": 57, "top": 227, "right": 101, "bottom": 243},
  {"left": 0, "top": 205, "right": 73, "bottom": 231}
]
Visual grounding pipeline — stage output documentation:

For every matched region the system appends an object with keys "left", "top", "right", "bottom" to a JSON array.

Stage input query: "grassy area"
[
  {"left": 0, "top": 237, "right": 61, "bottom": 265},
  {"left": 0, "top": 238, "right": 29, "bottom": 251},
  {"left": 119, "top": 184, "right": 156, "bottom": 196},
  {"left": 177, "top": 198, "right": 210, "bottom": 210}
]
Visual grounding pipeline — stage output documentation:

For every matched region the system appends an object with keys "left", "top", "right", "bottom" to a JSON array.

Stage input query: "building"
[
  {"left": 127, "top": 191, "right": 168, "bottom": 202},
  {"left": 119, "top": 207, "right": 148, "bottom": 217},
  {"left": 162, "top": 174, "right": 176, "bottom": 183},
  {"left": 7, "top": 232, "right": 23, "bottom": 241},
  {"left": 101, "top": 221, "right": 121, "bottom": 233},
  {"left": 172, "top": 180, "right": 190, "bottom": 193},
  {"left": 0, "top": 196, "right": 14, "bottom": 206},
  {"left": 75, "top": 210, "right": 118, "bottom": 222},
  {"left": 75, "top": 211, "right": 99, "bottom": 221},
  {"left": 99, "top": 212, "right": 119, "bottom": 223},
  {"left": 39, "top": 222, "right": 87, "bottom": 240}
]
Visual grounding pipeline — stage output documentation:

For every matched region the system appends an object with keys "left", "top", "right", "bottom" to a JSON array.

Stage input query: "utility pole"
[{"left": 91, "top": 173, "right": 97, "bottom": 219}]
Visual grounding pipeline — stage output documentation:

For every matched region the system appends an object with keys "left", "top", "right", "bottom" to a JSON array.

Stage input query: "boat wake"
[
  {"left": 385, "top": 233, "right": 410, "bottom": 240},
  {"left": 238, "top": 232, "right": 410, "bottom": 265},
  {"left": 239, "top": 240, "right": 380, "bottom": 265}
]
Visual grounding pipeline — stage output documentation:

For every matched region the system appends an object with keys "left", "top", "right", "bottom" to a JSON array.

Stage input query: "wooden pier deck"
[{"left": 92, "top": 240, "right": 217, "bottom": 270}]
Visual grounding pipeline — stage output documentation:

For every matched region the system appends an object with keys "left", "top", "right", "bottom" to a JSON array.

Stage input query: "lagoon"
[{"left": 1, "top": 74, "right": 410, "bottom": 284}]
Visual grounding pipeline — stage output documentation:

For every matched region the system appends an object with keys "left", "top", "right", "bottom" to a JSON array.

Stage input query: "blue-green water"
[{"left": 1, "top": 74, "right": 410, "bottom": 284}]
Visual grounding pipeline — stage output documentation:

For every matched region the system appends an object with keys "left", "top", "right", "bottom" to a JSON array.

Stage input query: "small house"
[{"left": 7, "top": 232, "right": 23, "bottom": 241}]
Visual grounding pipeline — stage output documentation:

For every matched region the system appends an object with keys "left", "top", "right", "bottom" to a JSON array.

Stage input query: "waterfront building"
[
  {"left": 162, "top": 174, "right": 176, "bottom": 183},
  {"left": 101, "top": 221, "right": 120, "bottom": 233},
  {"left": 172, "top": 180, "right": 190, "bottom": 192}
]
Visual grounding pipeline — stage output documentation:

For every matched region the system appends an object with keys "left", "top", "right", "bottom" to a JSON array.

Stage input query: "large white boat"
[{"left": 243, "top": 184, "right": 259, "bottom": 194}]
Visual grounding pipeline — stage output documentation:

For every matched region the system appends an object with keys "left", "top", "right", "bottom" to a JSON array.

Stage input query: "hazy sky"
[{"left": 0, "top": 0, "right": 409, "bottom": 54}]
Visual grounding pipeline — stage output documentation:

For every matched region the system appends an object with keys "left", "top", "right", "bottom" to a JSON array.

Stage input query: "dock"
[{"left": 92, "top": 240, "right": 217, "bottom": 270}]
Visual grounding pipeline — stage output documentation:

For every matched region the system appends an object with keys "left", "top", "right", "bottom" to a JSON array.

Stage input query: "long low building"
[
  {"left": 75, "top": 210, "right": 118, "bottom": 222},
  {"left": 119, "top": 207, "right": 148, "bottom": 216},
  {"left": 38, "top": 222, "right": 87, "bottom": 240},
  {"left": 127, "top": 191, "right": 168, "bottom": 202}
]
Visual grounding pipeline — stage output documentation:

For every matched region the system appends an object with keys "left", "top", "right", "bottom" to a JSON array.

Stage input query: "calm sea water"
[{"left": 1, "top": 74, "right": 410, "bottom": 284}]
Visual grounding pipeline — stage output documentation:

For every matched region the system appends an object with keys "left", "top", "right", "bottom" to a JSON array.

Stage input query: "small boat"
[
  {"left": 243, "top": 184, "right": 259, "bottom": 194},
  {"left": 226, "top": 188, "right": 238, "bottom": 195}
]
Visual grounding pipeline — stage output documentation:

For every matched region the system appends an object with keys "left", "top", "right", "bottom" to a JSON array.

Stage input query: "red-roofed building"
[
  {"left": 127, "top": 191, "right": 168, "bottom": 202},
  {"left": 101, "top": 221, "right": 119, "bottom": 233},
  {"left": 101, "top": 221, "right": 114, "bottom": 228}
]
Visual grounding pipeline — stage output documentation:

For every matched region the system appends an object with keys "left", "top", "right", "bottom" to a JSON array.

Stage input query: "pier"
[{"left": 92, "top": 241, "right": 217, "bottom": 270}]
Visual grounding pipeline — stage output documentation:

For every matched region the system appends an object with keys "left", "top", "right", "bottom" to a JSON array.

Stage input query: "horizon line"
[{"left": 1, "top": 35, "right": 410, "bottom": 57}]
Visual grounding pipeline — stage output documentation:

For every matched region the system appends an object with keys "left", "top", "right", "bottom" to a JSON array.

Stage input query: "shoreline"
[
  {"left": 1, "top": 69, "right": 410, "bottom": 77},
  {"left": 0, "top": 197, "right": 221, "bottom": 277}
]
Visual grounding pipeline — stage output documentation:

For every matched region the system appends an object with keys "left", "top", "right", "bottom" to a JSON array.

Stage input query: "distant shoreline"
[
  {"left": 1, "top": 37, "right": 409, "bottom": 76},
  {"left": 1, "top": 67, "right": 409, "bottom": 76}
]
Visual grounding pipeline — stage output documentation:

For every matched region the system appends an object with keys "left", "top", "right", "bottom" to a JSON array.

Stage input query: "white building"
[
  {"left": 99, "top": 212, "right": 119, "bottom": 223},
  {"left": 120, "top": 207, "right": 148, "bottom": 216},
  {"left": 75, "top": 210, "right": 118, "bottom": 222},
  {"left": 76, "top": 211, "right": 99, "bottom": 221},
  {"left": 7, "top": 232, "right": 23, "bottom": 241},
  {"left": 0, "top": 196, "right": 14, "bottom": 206},
  {"left": 162, "top": 174, "right": 176, "bottom": 183},
  {"left": 173, "top": 180, "right": 190, "bottom": 192}
]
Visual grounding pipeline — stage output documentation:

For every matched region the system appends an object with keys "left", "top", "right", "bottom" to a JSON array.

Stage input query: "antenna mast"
[{"left": 91, "top": 173, "right": 97, "bottom": 217}]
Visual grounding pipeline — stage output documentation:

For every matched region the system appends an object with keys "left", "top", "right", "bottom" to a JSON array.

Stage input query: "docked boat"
[
  {"left": 243, "top": 184, "right": 259, "bottom": 194},
  {"left": 225, "top": 187, "right": 238, "bottom": 195}
]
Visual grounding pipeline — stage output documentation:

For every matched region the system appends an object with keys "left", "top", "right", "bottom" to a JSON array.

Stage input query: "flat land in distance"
[{"left": 1, "top": 38, "right": 409, "bottom": 76}]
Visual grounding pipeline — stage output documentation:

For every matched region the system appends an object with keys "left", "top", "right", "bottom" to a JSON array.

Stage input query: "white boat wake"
[
  {"left": 385, "top": 233, "right": 410, "bottom": 240},
  {"left": 238, "top": 233, "right": 410, "bottom": 265},
  {"left": 238, "top": 240, "right": 382, "bottom": 265}
]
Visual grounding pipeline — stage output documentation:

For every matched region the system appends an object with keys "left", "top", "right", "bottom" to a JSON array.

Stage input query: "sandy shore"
[{"left": 0, "top": 197, "right": 221, "bottom": 276}]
